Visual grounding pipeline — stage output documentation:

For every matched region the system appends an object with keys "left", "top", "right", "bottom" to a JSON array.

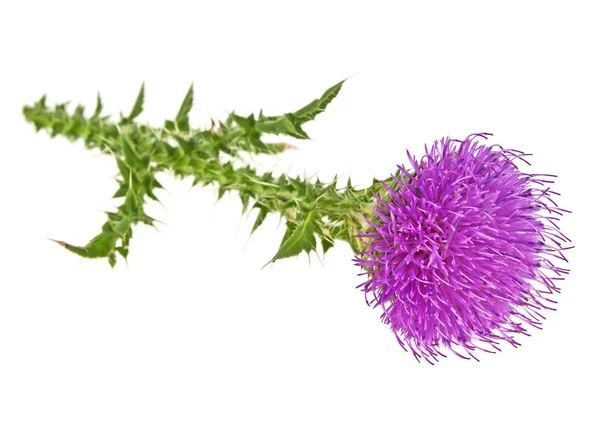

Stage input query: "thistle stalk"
[{"left": 23, "top": 80, "right": 383, "bottom": 267}]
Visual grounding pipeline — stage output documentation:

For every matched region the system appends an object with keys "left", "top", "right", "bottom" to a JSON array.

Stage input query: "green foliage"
[
  {"left": 23, "top": 79, "right": 381, "bottom": 267},
  {"left": 126, "top": 83, "right": 145, "bottom": 122},
  {"left": 92, "top": 93, "right": 103, "bottom": 118},
  {"left": 165, "top": 84, "right": 194, "bottom": 132},
  {"left": 271, "top": 210, "right": 318, "bottom": 262},
  {"left": 293, "top": 78, "right": 346, "bottom": 124}
]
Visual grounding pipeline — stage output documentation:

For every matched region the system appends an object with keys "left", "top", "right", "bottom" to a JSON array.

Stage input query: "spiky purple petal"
[{"left": 355, "top": 133, "right": 571, "bottom": 363}]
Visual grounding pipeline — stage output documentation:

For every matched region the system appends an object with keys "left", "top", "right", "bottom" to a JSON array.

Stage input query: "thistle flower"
[
  {"left": 25, "top": 84, "right": 573, "bottom": 363},
  {"left": 355, "top": 133, "right": 571, "bottom": 363}
]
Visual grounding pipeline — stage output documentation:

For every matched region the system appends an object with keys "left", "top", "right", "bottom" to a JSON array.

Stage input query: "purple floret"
[{"left": 355, "top": 133, "right": 571, "bottom": 363}]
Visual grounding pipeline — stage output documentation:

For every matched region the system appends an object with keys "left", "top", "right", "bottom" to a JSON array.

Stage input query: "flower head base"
[{"left": 355, "top": 133, "right": 571, "bottom": 363}]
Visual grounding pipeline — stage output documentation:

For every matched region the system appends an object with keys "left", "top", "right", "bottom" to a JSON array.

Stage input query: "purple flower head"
[{"left": 354, "top": 133, "right": 571, "bottom": 363}]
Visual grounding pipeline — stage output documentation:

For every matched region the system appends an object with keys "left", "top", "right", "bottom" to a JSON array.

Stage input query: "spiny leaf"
[
  {"left": 48, "top": 238, "right": 89, "bottom": 257},
  {"left": 37, "top": 94, "right": 47, "bottom": 108},
  {"left": 74, "top": 105, "right": 85, "bottom": 119},
  {"left": 240, "top": 193, "right": 250, "bottom": 212},
  {"left": 172, "top": 134, "right": 195, "bottom": 154},
  {"left": 293, "top": 79, "right": 346, "bottom": 124},
  {"left": 251, "top": 206, "right": 268, "bottom": 234},
  {"left": 320, "top": 234, "right": 334, "bottom": 254},
  {"left": 93, "top": 234, "right": 120, "bottom": 257},
  {"left": 121, "top": 136, "right": 143, "bottom": 170},
  {"left": 127, "top": 83, "right": 145, "bottom": 122},
  {"left": 113, "top": 217, "right": 132, "bottom": 235},
  {"left": 116, "top": 246, "right": 129, "bottom": 260},
  {"left": 231, "top": 113, "right": 256, "bottom": 131},
  {"left": 217, "top": 185, "right": 227, "bottom": 200},
  {"left": 49, "top": 229, "right": 118, "bottom": 259},
  {"left": 113, "top": 183, "right": 128, "bottom": 198},
  {"left": 108, "top": 251, "right": 117, "bottom": 268},
  {"left": 270, "top": 211, "right": 318, "bottom": 262},
  {"left": 92, "top": 93, "right": 103, "bottom": 118},
  {"left": 120, "top": 188, "right": 140, "bottom": 216},
  {"left": 175, "top": 83, "right": 194, "bottom": 132},
  {"left": 256, "top": 114, "right": 309, "bottom": 139},
  {"left": 116, "top": 158, "right": 131, "bottom": 181}
]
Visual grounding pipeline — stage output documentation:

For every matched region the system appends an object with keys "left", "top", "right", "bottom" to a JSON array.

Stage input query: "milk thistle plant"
[{"left": 23, "top": 80, "right": 571, "bottom": 363}]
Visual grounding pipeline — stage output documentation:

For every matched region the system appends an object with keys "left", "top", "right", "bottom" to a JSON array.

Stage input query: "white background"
[{"left": 1, "top": 1, "right": 598, "bottom": 424}]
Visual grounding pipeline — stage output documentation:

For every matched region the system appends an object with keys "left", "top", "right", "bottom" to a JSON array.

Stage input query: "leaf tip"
[
  {"left": 47, "top": 237, "right": 68, "bottom": 248},
  {"left": 261, "top": 258, "right": 275, "bottom": 270}
]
